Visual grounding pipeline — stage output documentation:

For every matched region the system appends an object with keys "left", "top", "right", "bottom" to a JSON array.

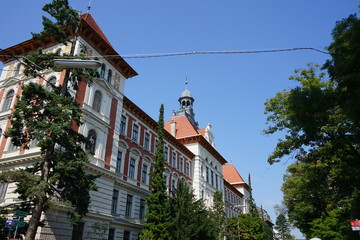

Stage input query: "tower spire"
[
  {"left": 87, "top": 0, "right": 92, "bottom": 13},
  {"left": 185, "top": 72, "right": 188, "bottom": 90}
]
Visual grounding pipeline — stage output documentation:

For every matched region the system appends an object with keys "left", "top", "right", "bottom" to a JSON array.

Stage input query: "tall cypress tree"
[{"left": 140, "top": 104, "right": 171, "bottom": 240}]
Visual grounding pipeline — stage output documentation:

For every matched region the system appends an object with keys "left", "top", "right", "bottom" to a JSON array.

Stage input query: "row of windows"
[
  {"left": 224, "top": 187, "right": 242, "bottom": 206},
  {"left": 111, "top": 190, "right": 146, "bottom": 219},
  {"left": 120, "top": 115, "right": 191, "bottom": 177},
  {"left": 202, "top": 164, "right": 220, "bottom": 189}
]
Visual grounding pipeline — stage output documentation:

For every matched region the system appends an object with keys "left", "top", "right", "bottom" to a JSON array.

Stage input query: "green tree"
[
  {"left": 212, "top": 190, "right": 226, "bottom": 239},
  {"left": 274, "top": 214, "right": 293, "bottom": 240},
  {"left": 0, "top": 1, "right": 100, "bottom": 239},
  {"left": 323, "top": 12, "right": 360, "bottom": 121},
  {"left": 140, "top": 105, "right": 171, "bottom": 240},
  {"left": 1, "top": 83, "right": 98, "bottom": 240},
  {"left": 225, "top": 214, "right": 271, "bottom": 240},
  {"left": 168, "top": 179, "right": 216, "bottom": 240},
  {"left": 264, "top": 64, "right": 360, "bottom": 239}
]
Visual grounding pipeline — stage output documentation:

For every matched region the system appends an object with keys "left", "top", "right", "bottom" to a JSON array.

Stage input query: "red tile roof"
[
  {"left": 223, "top": 164, "right": 245, "bottom": 183},
  {"left": 164, "top": 116, "right": 200, "bottom": 138},
  {"left": 81, "top": 13, "right": 112, "bottom": 47}
]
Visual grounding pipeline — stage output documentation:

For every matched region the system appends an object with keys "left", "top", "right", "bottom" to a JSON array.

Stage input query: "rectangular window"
[
  {"left": 154, "top": 139, "right": 158, "bottom": 153},
  {"left": 172, "top": 152, "right": 176, "bottom": 168},
  {"left": 71, "top": 222, "right": 84, "bottom": 240},
  {"left": 139, "top": 199, "right": 146, "bottom": 220},
  {"left": 206, "top": 166, "right": 209, "bottom": 182},
  {"left": 123, "top": 231, "right": 130, "bottom": 240},
  {"left": 179, "top": 158, "right": 183, "bottom": 172},
  {"left": 163, "top": 175, "right": 168, "bottom": 188},
  {"left": 132, "top": 124, "right": 139, "bottom": 142},
  {"left": 164, "top": 146, "right": 168, "bottom": 162},
  {"left": 171, "top": 179, "right": 176, "bottom": 194},
  {"left": 144, "top": 132, "right": 150, "bottom": 150},
  {"left": 211, "top": 170, "right": 214, "bottom": 186},
  {"left": 111, "top": 190, "right": 119, "bottom": 214},
  {"left": 115, "top": 151, "right": 122, "bottom": 173},
  {"left": 0, "top": 183, "right": 8, "bottom": 200},
  {"left": 215, "top": 174, "right": 218, "bottom": 189},
  {"left": 120, "top": 115, "right": 126, "bottom": 135},
  {"left": 141, "top": 164, "right": 148, "bottom": 184},
  {"left": 108, "top": 228, "right": 115, "bottom": 240},
  {"left": 125, "top": 194, "right": 133, "bottom": 217},
  {"left": 129, "top": 158, "right": 136, "bottom": 178},
  {"left": 186, "top": 162, "right": 190, "bottom": 176}
]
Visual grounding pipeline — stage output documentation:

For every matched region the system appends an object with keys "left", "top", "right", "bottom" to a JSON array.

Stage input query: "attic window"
[{"left": 107, "top": 69, "right": 112, "bottom": 83}]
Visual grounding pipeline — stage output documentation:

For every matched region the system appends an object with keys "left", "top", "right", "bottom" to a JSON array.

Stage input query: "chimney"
[{"left": 170, "top": 120, "right": 177, "bottom": 137}]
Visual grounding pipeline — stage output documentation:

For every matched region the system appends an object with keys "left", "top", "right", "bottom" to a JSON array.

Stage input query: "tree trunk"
[{"left": 25, "top": 157, "right": 51, "bottom": 240}]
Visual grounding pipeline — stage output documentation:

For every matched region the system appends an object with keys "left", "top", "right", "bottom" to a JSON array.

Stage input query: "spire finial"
[
  {"left": 87, "top": 0, "right": 92, "bottom": 13},
  {"left": 185, "top": 72, "right": 188, "bottom": 90}
]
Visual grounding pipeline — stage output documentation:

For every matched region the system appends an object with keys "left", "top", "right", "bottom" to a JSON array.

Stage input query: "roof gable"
[{"left": 223, "top": 164, "right": 246, "bottom": 183}]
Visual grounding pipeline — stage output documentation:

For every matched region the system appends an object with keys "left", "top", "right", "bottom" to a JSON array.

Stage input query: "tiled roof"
[
  {"left": 223, "top": 164, "right": 245, "bottom": 183},
  {"left": 164, "top": 116, "right": 200, "bottom": 138},
  {"left": 81, "top": 13, "right": 112, "bottom": 47},
  {"left": 198, "top": 128, "right": 206, "bottom": 137}
]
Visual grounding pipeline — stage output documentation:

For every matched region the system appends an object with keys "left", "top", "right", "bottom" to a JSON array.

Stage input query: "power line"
[{"left": 0, "top": 47, "right": 329, "bottom": 61}]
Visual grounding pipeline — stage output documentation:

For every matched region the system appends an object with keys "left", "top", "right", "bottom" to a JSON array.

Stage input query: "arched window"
[
  {"left": 92, "top": 90, "right": 102, "bottom": 112},
  {"left": 100, "top": 64, "right": 106, "bottom": 78},
  {"left": 3, "top": 90, "right": 14, "bottom": 111},
  {"left": 107, "top": 69, "right": 112, "bottom": 83},
  {"left": 86, "top": 129, "right": 97, "bottom": 154},
  {"left": 46, "top": 77, "right": 56, "bottom": 92}
]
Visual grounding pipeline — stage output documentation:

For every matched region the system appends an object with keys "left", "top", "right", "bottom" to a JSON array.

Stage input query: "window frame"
[
  {"left": 2, "top": 90, "right": 14, "bottom": 111},
  {"left": 92, "top": 90, "right": 102, "bottom": 112},
  {"left": 125, "top": 194, "right": 133, "bottom": 217}
]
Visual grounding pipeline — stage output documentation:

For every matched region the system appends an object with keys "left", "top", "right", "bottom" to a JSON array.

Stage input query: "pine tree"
[
  {"left": 140, "top": 104, "right": 171, "bottom": 240},
  {"left": 274, "top": 214, "right": 293, "bottom": 240},
  {"left": 168, "top": 179, "right": 216, "bottom": 240},
  {"left": 0, "top": 1, "right": 99, "bottom": 239}
]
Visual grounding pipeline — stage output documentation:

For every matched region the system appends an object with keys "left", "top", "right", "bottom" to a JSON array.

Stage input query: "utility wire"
[{"left": 0, "top": 47, "right": 329, "bottom": 61}]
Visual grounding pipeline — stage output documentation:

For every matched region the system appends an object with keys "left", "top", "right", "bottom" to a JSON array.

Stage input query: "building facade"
[{"left": 0, "top": 13, "right": 250, "bottom": 239}]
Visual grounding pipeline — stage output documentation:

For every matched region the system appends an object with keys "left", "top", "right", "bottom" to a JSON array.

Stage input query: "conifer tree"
[
  {"left": 140, "top": 104, "right": 171, "bottom": 240},
  {"left": 168, "top": 179, "right": 216, "bottom": 240},
  {"left": 248, "top": 174, "right": 259, "bottom": 217},
  {"left": 0, "top": 1, "right": 99, "bottom": 239}
]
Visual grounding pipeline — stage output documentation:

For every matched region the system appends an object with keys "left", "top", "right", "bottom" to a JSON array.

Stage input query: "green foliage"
[
  {"left": 3, "top": 82, "right": 98, "bottom": 224},
  {"left": 274, "top": 214, "right": 293, "bottom": 240},
  {"left": 264, "top": 64, "right": 360, "bottom": 239},
  {"left": 32, "top": 0, "right": 80, "bottom": 44},
  {"left": 211, "top": 191, "right": 226, "bottom": 239},
  {"left": 225, "top": 214, "right": 272, "bottom": 240},
  {"left": 140, "top": 104, "right": 171, "bottom": 240},
  {"left": 168, "top": 179, "right": 216, "bottom": 240},
  {"left": 323, "top": 13, "right": 360, "bottom": 121},
  {"left": 85, "top": 222, "right": 109, "bottom": 240}
]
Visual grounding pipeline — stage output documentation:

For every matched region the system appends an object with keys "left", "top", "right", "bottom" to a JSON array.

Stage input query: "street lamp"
[{"left": 52, "top": 59, "right": 101, "bottom": 69}]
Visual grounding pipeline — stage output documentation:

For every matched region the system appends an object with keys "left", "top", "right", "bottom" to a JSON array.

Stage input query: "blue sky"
[{"left": 1, "top": 1, "right": 359, "bottom": 237}]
